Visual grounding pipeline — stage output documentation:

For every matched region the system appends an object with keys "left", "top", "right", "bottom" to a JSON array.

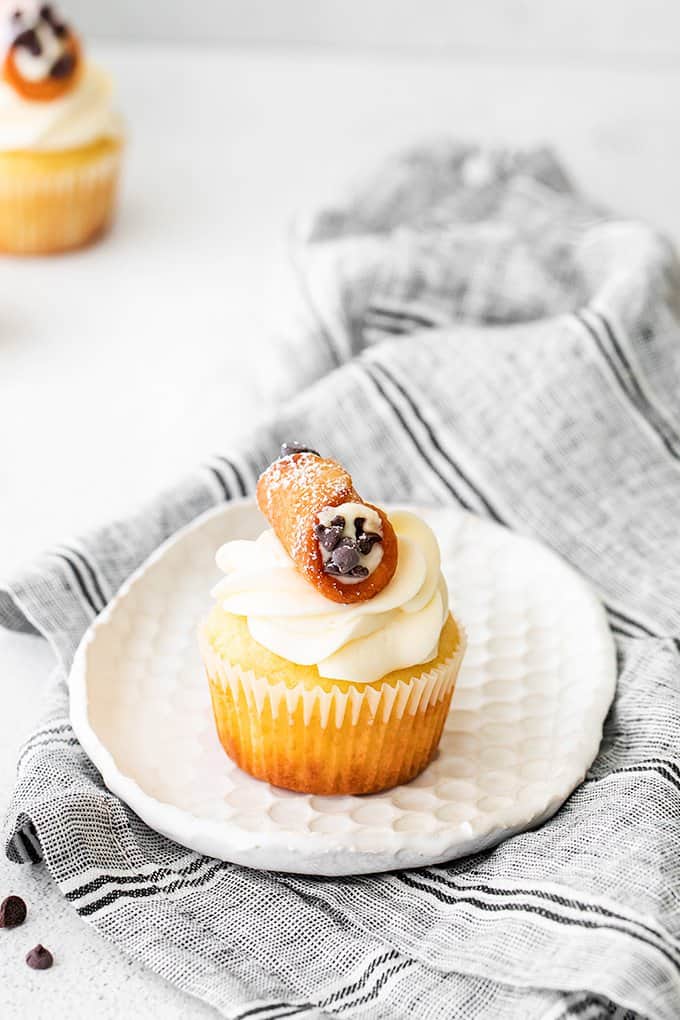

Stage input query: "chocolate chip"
[
  {"left": 50, "top": 53, "right": 75, "bottom": 79},
  {"left": 324, "top": 562, "right": 342, "bottom": 575},
  {"left": 357, "top": 532, "right": 382, "bottom": 555},
  {"left": 330, "top": 543, "right": 360, "bottom": 574},
  {"left": 349, "top": 565, "right": 369, "bottom": 578},
  {"left": 0, "top": 895, "right": 27, "bottom": 929},
  {"left": 315, "top": 515, "right": 346, "bottom": 553},
  {"left": 38, "top": 4, "right": 67, "bottom": 35},
  {"left": 279, "top": 442, "right": 320, "bottom": 459},
  {"left": 353, "top": 516, "right": 382, "bottom": 554},
  {"left": 319, "top": 525, "right": 343, "bottom": 551},
  {"left": 26, "top": 944, "right": 53, "bottom": 970},
  {"left": 14, "top": 28, "right": 42, "bottom": 56}
]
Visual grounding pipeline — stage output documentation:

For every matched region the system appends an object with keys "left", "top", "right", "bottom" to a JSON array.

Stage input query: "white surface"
[
  {"left": 69, "top": 501, "right": 615, "bottom": 875},
  {"left": 0, "top": 631, "right": 217, "bottom": 1020},
  {"left": 0, "top": 37, "right": 672, "bottom": 1017},
  {"left": 66, "top": 0, "right": 680, "bottom": 62}
]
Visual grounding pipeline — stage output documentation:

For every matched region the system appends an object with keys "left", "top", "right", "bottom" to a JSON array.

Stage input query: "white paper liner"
[
  {"left": 0, "top": 147, "right": 121, "bottom": 196},
  {"left": 199, "top": 624, "right": 467, "bottom": 730}
]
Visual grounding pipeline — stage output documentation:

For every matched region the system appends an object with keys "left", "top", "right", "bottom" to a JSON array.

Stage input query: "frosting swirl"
[
  {"left": 212, "top": 510, "right": 449, "bottom": 684},
  {"left": 0, "top": 62, "right": 121, "bottom": 150}
]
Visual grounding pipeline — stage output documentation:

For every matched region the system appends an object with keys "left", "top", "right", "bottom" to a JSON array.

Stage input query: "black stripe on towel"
[
  {"left": 360, "top": 362, "right": 475, "bottom": 511},
  {"left": 207, "top": 465, "right": 232, "bottom": 501},
  {"left": 575, "top": 310, "right": 679, "bottom": 461},
  {"left": 52, "top": 552, "right": 100, "bottom": 616},
  {"left": 61, "top": 544, "right": 108, "bottom": 608},
  {"left": 397, "top": 872, "right": 680, "bottom": 971},
  {"left": 215, "top": 455, "right": 249, "bottom": 497},
  {"left": 370, "top": 358, "right": 504, "bottom": 523}
]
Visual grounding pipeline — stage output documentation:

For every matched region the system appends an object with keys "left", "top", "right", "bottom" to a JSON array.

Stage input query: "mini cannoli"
[{"left": 256, "top": 442, "right": 398, "bottom": 604}]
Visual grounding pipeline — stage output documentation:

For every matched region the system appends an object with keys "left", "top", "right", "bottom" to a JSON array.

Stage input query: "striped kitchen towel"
[{"left": 2, "top": 143, "right": 680, "bottom": 1020}]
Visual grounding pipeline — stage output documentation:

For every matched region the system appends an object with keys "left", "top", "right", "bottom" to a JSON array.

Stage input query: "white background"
[
  {"left": 1, "top": 6, "right": 679, "bottom": 1017},
  {"left": 64, "top": 0, "right": 680, "bottom": 60}
]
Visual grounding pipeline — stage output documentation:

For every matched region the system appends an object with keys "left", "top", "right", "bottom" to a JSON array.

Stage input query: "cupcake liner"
[
  {"left": 0, "top": 138, "right": 122, "bottom": 254},
  {"left": 200, "top": 626, "right": 467, "bottom": 795}
]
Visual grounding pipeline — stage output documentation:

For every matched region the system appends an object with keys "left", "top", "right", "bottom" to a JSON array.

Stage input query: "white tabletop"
[{"left": 1, "top": 41, "right": 678, "bottom": 1018}]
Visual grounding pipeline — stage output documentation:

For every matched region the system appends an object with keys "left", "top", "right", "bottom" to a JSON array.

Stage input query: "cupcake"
[
  {"left": 199, "top": 443, "right": 466, "bottom": 795},
  {"left": 0, "top": 2, "right": 123, "bottom": 254}
]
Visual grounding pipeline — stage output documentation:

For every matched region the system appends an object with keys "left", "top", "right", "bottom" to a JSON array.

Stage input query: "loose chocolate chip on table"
[
  {"left": 0, "top": 895, "right": 27, "bottom": 928},
  {"left": 50, "top": 53, "right": 75, "bottom": 79},
  {"left": 26, "top": 944, "right": 53, "bottom": 970},
  {"left": 279, "top": 442, "right": 320, "bottom": 459}
]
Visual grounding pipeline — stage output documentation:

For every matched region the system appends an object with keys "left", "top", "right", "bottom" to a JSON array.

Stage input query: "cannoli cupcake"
[
  {"left": 0, "top": 1, "right": 123, "bottom": 253},
  {"left": 200, "top": 443, "right": 466, "bottom": 795}
]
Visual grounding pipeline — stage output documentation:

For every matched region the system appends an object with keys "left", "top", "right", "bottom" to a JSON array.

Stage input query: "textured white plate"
[{"left": 69, "top": 501, "right": 616, "bottom": 876}]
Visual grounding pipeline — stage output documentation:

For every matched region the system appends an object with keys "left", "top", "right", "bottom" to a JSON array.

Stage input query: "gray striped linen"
[{"left": 2, "top": 143, "right": 680, "bottom": 1020}]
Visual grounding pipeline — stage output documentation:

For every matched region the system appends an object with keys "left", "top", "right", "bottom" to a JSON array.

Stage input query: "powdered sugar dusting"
[{"left": 258, "top": 453, "right": 356, "bottom": 561}]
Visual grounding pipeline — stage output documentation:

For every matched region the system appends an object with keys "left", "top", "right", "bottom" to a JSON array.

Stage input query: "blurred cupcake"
[
  {"left": 0, "top": 2, "right": 123, "bottom": 254},
  {"left": 199, "top": 445, "right": 466, "bottom": 795}
]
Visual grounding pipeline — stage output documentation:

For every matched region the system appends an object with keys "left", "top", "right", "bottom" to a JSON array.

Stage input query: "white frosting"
[
  {"left": 0, "top": 62, "right": 122, "bottom": 151},
  {"left": 212, "top": 510, "right": 449, "bottom": 684}
]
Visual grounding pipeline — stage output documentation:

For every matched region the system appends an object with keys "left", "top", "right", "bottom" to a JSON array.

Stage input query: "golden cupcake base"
[
  {"left": 201, "top": 610, "right": 466, "bottom": 796},
  {"left": 0, "top": 136, "right": 122, "bottom": 254}
]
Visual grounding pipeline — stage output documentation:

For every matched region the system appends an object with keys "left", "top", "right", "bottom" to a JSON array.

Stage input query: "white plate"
[{"left": 69, "top": 501, "right": 616, "bottom": 876}]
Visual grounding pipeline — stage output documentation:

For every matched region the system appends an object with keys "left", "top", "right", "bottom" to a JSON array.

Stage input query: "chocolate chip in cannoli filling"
[
  {"left": 0, "top": 895, "right": 27, "bottom": 928},
  {"left": 314, "top": 520, "right": 344, "bottom": 552},
  {"left": 14, "top": 28, "right": 42, "bottom": 56},
  {"left": 354, "top": 516, "right": 383, "bottom": 555},
  {"left": 278, "top": 442, "right": 321, "bottom": 459},
  {"left": 357, "top": 532, "right": 382, "bottom": 555},
  {"left": 328, "top": 540, "right": 361, "bottom": 575},
  {"left": 39, "top": 3, "right": 67, "bottom": 36},
  {"left": 50, "top": 52, "right": 75, "bottom": 78}
]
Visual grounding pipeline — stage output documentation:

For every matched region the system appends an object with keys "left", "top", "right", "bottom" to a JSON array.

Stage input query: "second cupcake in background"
[
  {"left": 0, "top": 1, "right": 123, "bottom": 253},
  {"left": 200, "top": 444, "right": 467, "bottom": 796}
]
